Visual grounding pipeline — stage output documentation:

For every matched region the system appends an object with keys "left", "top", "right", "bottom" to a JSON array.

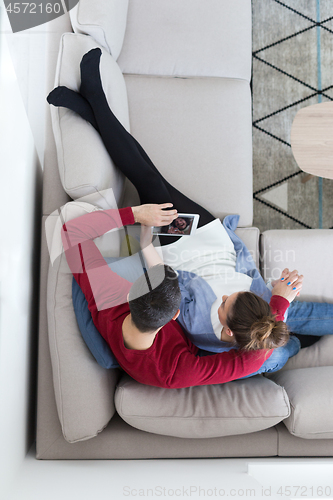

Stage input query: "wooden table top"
[{"left": 291, "top": 101, "right": 333, "bottom": 180}]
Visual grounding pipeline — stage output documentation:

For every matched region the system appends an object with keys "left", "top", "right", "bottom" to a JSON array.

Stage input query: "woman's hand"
[
  {"left": 271, "top": 269, "right": 304, "bottom": 303},
  {"left": 271, "top": 268, "right": 290, "bottom": 288},
  {"left": 132, "top": 203, "right": 178, "bottom": 226}
]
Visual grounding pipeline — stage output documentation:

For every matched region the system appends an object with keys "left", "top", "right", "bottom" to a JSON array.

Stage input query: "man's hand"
[
  {"left": 132, "top": 203, "right": 178, "bottom": 226},
  {"left": 271, "top": 269, "right": 304, "bottom": 303}
]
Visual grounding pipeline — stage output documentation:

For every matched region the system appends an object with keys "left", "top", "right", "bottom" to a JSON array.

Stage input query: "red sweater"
[{"left": 61, "top": 207, "right": 289, "bottom": 389}]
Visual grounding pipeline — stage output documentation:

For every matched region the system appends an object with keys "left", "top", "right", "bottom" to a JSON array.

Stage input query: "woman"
[{"left": 48, "top": 48, "right": 330, "bottom": 375}]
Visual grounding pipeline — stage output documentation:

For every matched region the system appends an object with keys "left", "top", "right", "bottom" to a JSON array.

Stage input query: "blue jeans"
[
  {"left": 286, "top": 300, "right": 333, "bottom": 336},
  {"left": 245, "top": 300, "right": 333, "bottom": 377}
]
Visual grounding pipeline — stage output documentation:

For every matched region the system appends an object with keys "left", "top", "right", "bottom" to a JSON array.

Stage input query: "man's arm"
[
  {"left": 139, "top": 224, "right": 164, "bottom": 268},
  {"left": 165, "top": 346, "right": 272, "bottom": 389},
  {"left": 269, "top": 295, "right": 289, "bottom": 321}
]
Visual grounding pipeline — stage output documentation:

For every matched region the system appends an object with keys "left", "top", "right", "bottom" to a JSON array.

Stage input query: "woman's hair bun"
[
  {"left": 247, "top": 317, "right": 289, "bottom": 350},
  {"left": 226, "top": 291, "right": 290, "bottom": 351}
]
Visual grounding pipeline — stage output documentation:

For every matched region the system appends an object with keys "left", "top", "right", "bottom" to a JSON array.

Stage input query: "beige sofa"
[{"left": 36, "top": 0, "right": 333, "bottom": 459}]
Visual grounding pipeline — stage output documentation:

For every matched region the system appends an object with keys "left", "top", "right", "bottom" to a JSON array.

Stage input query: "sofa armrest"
[{"left": 260, "top": 229, "right": 333, "bottom": 302}]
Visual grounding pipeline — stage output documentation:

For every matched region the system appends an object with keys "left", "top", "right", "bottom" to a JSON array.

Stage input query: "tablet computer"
[{"left": 152, "top": 213, "right": 199, "bottom": 236}]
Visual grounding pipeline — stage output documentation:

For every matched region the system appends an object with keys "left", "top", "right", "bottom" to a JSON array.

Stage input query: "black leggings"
[
  {"left": 89, "top": 107, "right": 215, "bottom": 225},
  {"left": 47, "top": 48, "right": 215, "bottom": 238}
]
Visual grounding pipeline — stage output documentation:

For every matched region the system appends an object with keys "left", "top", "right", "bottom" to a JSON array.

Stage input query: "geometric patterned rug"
[{"left": 252, "top": 0, "right": 333, "bottom": 231}]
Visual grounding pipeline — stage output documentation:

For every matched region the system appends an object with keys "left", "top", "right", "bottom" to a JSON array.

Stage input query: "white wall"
[{"left": 0, "top": 6, "right": 43, "bottom": 496}]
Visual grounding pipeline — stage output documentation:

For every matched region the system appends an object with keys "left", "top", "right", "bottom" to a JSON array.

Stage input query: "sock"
[
  {"left": 79, "top": 48, "right": 104, "bottom": 102},
  {"left": 47, "top": 86, "right": 99, "bottom": 131}
]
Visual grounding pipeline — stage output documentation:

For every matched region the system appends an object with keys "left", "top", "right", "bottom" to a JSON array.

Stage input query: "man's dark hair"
[{"left": 128, "top": 264, "right": 181, "bottom": 333}]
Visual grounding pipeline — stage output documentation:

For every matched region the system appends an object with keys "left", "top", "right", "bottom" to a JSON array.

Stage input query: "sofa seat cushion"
[
  {"left": 50, "top": 33, "right": 128, "bottom": 202},
  {"left": 117, "top": 0, "right": 251, "bottom": 81},
  {"left": 46, "top": 201, "right": 120, "bottom": 443},
  {"left": 124, "top": 75, "right": 253, "bottom": 226},
  {"left": 115, "top": 374, "right": 290, "bottom": 439},
  {"left": 268, "top": 367, "right": 333, "bottom": 439},
  {"left": 69, "top": 0, "right": 129, "bottom": 59}
]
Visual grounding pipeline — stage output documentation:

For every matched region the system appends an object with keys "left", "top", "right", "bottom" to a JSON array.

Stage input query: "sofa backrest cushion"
[
  {"left": 260, "top": 229, "right": 333, "bottom": 303},
  {"left": 50, "top": 33, "right": 129, "bottom": 202},
  {"left": 115, "top": 374, "right": 290, "bottom": 439},
  {"left": 69, "top": 0, "right": 129, "bottom": 59},
  {"left": 46, "top": 201, "right": 119, "bottom": 443},
  {"left": 117, "top": 0, "right": 251, "bottom": 81},
  {"left": 123, "top": 74, "right": 253, "bottom": 226}
]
